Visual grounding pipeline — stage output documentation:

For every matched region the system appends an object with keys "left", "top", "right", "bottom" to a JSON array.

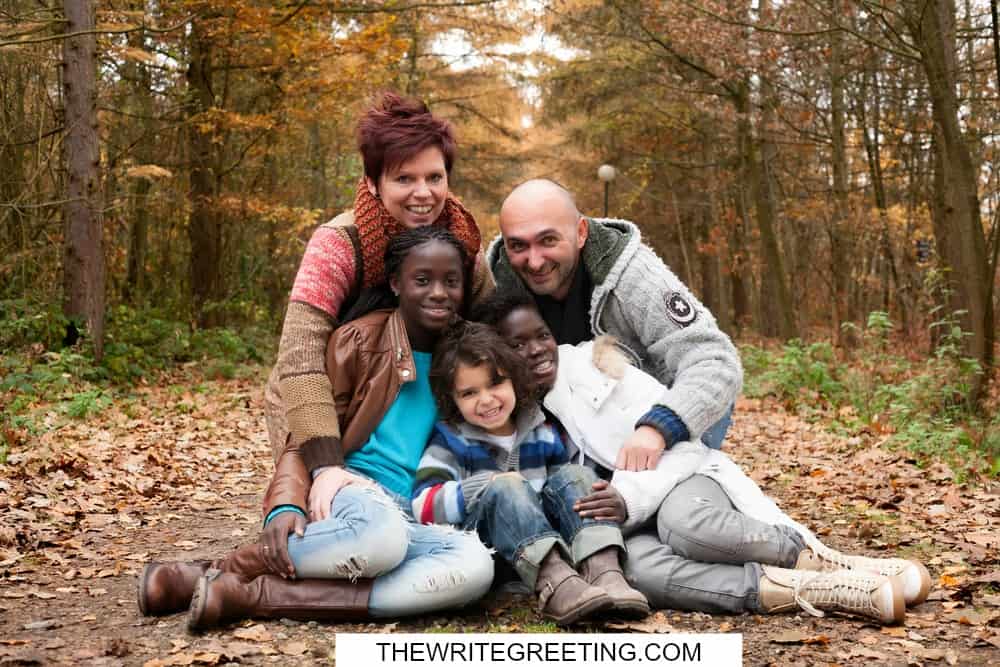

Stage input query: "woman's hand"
[
  {"left": 573, "top": 480, "right": 628, "bottom": 523},
  {"left": 308, "top": 466, "right": 375, "bottom": 522},
  {"left": 261, "top": 511, "right": 306, "bottom": 578},
  {"left": 615, "top": 425, "right": 666, "bottom": 471}
]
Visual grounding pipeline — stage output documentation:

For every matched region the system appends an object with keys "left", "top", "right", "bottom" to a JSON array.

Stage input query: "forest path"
[{"left": 2, "top": 372, "right": 998, "bottom": 666}]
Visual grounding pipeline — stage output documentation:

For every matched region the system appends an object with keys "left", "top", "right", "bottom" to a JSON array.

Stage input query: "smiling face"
[
  {"left": 367, "top": 146, "right": 449, "bottom": 229},
  {"left": 496, "top": 306, "right": 559, "bottom": 392},
  {"left": 390, "top": 240, "right": 464, "bottom": 350},
  {"left": 499, "top": 181, "right": 588, "bottom": 300},
  {"left": 452, "top": 361, "right": 517, "bottom": 436}
]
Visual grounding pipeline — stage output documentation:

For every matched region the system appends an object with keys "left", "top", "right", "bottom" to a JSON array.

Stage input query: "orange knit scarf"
[{"left": 353, "top": 179, "right": 482, "bottom": 289}]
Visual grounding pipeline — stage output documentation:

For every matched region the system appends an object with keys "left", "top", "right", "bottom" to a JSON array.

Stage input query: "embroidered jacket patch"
[{"left": 665, "top": 292, "right": 697, "bottom": 327}]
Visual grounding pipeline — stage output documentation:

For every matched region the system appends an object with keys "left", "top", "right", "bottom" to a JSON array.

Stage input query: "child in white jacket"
[{"left": 474, "top": 293, "right": 930, "bottom": 626}]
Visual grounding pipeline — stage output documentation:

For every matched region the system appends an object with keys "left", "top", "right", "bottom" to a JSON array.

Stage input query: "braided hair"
[{"left": 340, "top": 225, "right": 470, "bottom": 323}]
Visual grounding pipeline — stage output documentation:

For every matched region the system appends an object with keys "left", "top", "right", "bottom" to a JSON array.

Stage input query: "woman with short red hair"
[
  {"left": 264, "top": 92, "right": 491, "bottom": 468},
  {"left": 137, "top": 94, "right": 494, "bottom": 630}
]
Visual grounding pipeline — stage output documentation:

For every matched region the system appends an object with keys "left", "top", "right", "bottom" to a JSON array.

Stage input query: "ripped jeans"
[{"left": 287, "top": 484, "right": 494, "bottom": 618}]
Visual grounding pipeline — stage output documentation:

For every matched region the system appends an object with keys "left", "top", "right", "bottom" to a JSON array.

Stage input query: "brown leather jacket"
[{"left": 262, "top": 309, "right": 417, "bottom": 516}]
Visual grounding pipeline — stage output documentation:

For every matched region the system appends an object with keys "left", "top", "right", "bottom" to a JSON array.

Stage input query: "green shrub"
[
  {"left": 740, "top": 309, "right": 995, "bottom": 480},
  {"left": 741, "top": 339, "right": 845, "bottom": 414},
  {"left": 1, "top": 301, "right": 275, "bottom": 444}
]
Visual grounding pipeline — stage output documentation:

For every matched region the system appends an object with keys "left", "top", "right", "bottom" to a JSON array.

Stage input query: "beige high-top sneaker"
[
  {"left": 759, "top": 565, "right": 905, "bottom": 625},
  {"left": 795, "top": 542, "right": 931, "bottom": 606}
]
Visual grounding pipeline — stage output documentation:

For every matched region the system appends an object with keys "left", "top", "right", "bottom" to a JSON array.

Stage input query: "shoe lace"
[
  {"left": 794, "top": 571, "right": 879, "bottom": 618},
  {"left": 813, "top": 543, "right": 902, "bottom": 577}
]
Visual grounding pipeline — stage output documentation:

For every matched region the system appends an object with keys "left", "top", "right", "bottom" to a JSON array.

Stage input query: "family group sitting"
[{"left": 138, "top": 93, "right": 930, "bottom": 632}]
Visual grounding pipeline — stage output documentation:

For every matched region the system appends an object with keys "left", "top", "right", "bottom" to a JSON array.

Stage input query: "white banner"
[{"left": 335, "top": 633, "right": 742, "bottom": 666}]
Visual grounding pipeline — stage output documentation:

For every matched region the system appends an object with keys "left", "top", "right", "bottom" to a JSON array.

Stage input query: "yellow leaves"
[
  {"left": 120, "top": 47, "right": 157, "bottom": 64},
  {"left": 126, "top": 165, "right": 174, "bottom": 181},
  {"left": 939, "top": 573, "right": 961, "bottom": 587}
]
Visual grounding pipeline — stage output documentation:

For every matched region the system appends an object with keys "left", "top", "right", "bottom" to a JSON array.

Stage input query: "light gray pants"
[{"left": 624, "top": 474, "right": 805, "bottom": 614}]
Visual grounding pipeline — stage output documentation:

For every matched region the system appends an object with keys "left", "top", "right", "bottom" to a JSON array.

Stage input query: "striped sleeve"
[
  {"left": 543, "top": 421, "right": 571, "bottom": 470},
  {"left": 412, "top": 429, "right": 467, "bottom": 525}
]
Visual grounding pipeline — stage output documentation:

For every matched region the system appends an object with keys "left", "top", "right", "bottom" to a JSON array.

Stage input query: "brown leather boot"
[
  {"left": 187, "top": 570, "right": 373, "bottom": 632},
  {"left": 579, "top": 546, "right": 650, "bottom": 618},
  {"left": 138, "top": 543, "right": 270, "bottom": 616},
  {"left": 534, "top": 550, "right": 613, "bottom": 626}
]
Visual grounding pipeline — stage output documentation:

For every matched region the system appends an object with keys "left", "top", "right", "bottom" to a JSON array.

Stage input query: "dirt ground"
[{"left": 2, "top": 373, "right": 999, "bottom": 666}]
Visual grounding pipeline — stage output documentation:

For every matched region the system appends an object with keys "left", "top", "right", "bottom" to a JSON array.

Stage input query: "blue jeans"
[
  {"left": 287, "top": 484, "right": 493, "bottom": 617},
  {"left": 701, "top": 404, "right": 734, "bottom": 450},
  {"left": 463, "top": 464, "right": 624, "bottom": 589}
]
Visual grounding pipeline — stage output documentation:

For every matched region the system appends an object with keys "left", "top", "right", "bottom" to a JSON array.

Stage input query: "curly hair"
[
  {"left": 469, "top": 291, "right": 539, "bottom": 328},
  {"left": 430, "top": 321, "right": 537, "bottom": 425},
  {"left": 357, "top": 91, "right": 457, "bottom": 182}
]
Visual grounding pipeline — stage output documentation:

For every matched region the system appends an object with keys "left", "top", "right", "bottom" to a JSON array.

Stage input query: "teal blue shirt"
[{"left": 345, "top": 351, "right": 436, "bottom": 498}]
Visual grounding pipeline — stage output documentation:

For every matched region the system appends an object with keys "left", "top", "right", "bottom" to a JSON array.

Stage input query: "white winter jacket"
[{"left": 544, "top": 340, "right": 815, "bottom": 542}]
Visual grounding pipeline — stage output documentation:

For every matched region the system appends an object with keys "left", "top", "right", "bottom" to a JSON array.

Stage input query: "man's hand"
[
  {"left": 260, "top": 511, "right": 306, "bottom": 578},
  {"left": 308, "top": 466, "right": 375, "bottom": 522},
  {"left": 615, "top": 425, "right": 667, "bottom": 471},
  {"left": 573, "top": 480, "right": 627, "bottom": 523}
]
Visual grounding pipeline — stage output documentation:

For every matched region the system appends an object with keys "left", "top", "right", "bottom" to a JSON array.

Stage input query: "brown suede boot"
[
  {"left": 579, "top": 546, "right": 650, "bottom": 618},
  {"left": 534, "top": 550, "right": 613, "bottom": 626},
  {"left": 138, "top": 542, "right": 271, "bottom": 616},
  {"left": 187, "top": 570, "right": 373, "bottom": 632}
]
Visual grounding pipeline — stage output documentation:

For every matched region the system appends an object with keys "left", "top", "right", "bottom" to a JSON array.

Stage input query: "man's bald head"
[
  {"left": 498, "top": 179, "right": 588, "bottom": 300},
  {"left": 500, "top": 179, "right": 580, "bottom": 224}
]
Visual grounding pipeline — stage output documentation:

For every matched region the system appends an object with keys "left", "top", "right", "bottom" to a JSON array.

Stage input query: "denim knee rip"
[{"left": 331, "top": 487, "right": 410, "bottom": 581}]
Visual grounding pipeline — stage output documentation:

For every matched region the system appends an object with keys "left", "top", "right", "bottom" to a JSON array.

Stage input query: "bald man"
[{"left": 488, "top": 179, "right": 741, "bottom": 460}]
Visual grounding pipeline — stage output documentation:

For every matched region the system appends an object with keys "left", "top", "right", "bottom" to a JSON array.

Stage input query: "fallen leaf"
[
  {"left": 880, "top": 626, "right": 906, "bottom": 637},
  {"left": 278, "top": 641, "right": 307, "bottom": 656},
  {"left": 941, "top": 609, "right": 995, "bottom": 625},
  {"left": 859, "top": 635, "right": 879, "bottom": 645},
  {"left": 771, "top": 630, "right": 829, "bottom": 644},
  {"left": 606, "top": 614, "right": 675, "bottom": 633},
  {"left": 22, "top": 619, "right": 60, "bottom": 631},
  {"left": 232, "top": 624, "right": 273, "bottom": 642},
  {"left": 963, "top": 532, "right": 998, "bottom": 547},
  {"left": 939, "top": 574, "right": 961, "bottom": 587},
  {"left": 972, "top": 570, "right": 1000, "bottom": 584}
]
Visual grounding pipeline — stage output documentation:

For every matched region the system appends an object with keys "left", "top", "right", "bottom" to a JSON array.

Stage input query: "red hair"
[{"left": 356, "top": 92, "right": 456, "bottom": 181}]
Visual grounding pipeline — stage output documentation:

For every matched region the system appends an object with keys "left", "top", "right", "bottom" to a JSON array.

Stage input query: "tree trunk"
[
  {"left": 828, "top": 4, "right": 851, "bottom": 343},
  {"left": 186, "top": 18, "right": 223, "bottom": 327},
  {"left": 123, "top": 23, "right": 153, "bottom": 304},
  {"left": 740, "top": 82, "right": 797, "bottom": 340},
  {"left": 61, "top": 0, "right": 105, "bottom": 359},
  {"left": 906, "top": 0, "right": 992, "bottom": 399},
  {"left": 700, "top": 137, "right": 731, "bottom": 332}
]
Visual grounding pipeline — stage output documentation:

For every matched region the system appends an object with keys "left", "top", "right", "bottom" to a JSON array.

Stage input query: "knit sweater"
[
  {"left": 263, "top": 210, "right": 493, "bottom": 462},
  {"left": 488, "top": 218, "right": 742, "bottom": 440},
  {"left": 411, "top": 406, "right": 568, "bottom": 525}
]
